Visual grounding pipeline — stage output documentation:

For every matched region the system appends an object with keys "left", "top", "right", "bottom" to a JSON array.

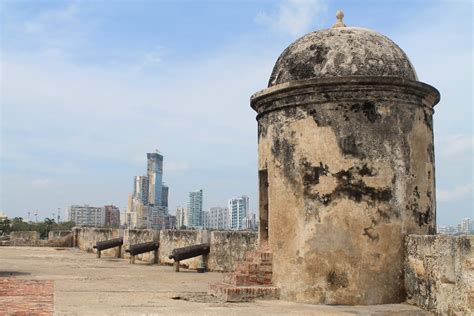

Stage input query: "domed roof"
[{"left": 268, "top": 13, "right": 417, "bottom": 87}]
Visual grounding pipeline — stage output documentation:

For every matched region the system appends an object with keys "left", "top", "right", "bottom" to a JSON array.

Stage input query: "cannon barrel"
[
  {"left": 169, "top": 243, "right": 210, "bottom": 261},
  {"left": 93, "top": 238, "right": 123, "bottom": 251},
  {"left": 126, "top": 241, "right": 159, "bottom": 256}
]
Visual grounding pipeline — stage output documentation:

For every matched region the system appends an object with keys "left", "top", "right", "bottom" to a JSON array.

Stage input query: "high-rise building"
[
  {"left": 68, "top": 205, "right": 105, "bottom": 227},
  {"left": 242, "top": 213, "right": 257, "bottom": 230},
  {"left": 104, "top": 205, "right": 121, "bottom": 227},
  {"left": 162, "top": 185, "right": 169, "bottom": 208},
  {"left": 228, "top": 196, "right": 249, "bottom": 230},
  {"left": 164, "top": 215, "right": 176, "bottom": 229},
  {"left": 460, "top": 218, "right": 472, "bottom": 234},
  {"left": 176, "top": 207, "right": 188, "bottom": 228},
  {"left": 148, "top": 205, "right": 167, "bottom": 229},
  {"left": 147, "top": 152, "right": 163, "bottom": 206},
  {"left": 187, "top": 189, "right": 203, "bottom": 228},
  {"left": 205, "top": 207, "right": 229, "bottom": 230},
  {"left": 125, "top": 152, "right": 169, "bottom": 229},
  {"left": 133, "top": 175, "right": 149, "bottom": 204}
]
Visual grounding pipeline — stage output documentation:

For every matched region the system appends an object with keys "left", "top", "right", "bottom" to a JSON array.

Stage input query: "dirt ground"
[{"left": 0, "top": 247, "right": 431, "bottom": 315}]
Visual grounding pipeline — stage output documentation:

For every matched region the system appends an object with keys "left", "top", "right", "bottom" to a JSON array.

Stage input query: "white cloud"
[
  {"left": 256, "top": 0, "right": 327, "bottom": 36},
  {"left": 31, "top": 178, "right": 55, "bottom": 190},
  {"left": 436, "top": 134, "right": 474, "bottom": 159},
  {"left": 164, "top": 161, "right": 190, "bottom": 173},
  {"left": 15, "top": 2, "right": 88, "bottom": 58},
  {"left": 0, "top": 35, "right": 274, "bottom": 216},
  {"left": 437, "top": 184, "right": 472, "bottom": 202}
]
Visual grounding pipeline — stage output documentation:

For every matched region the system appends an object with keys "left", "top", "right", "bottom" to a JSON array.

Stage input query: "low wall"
[
  {"left": 208, "top": 231, "right": 258, "bottom": 272},
  {"left": 73, "top": 227, "right": 120, "bottom": 257},
  {"left": 123, "top": 229, "right": 160, "bottom": 263},
  {"left": 48, "top": 230, "right": 73, "bottom": 247},
  {"left": 72, "top": 227, "right": 259, "bottom": 271},
  {"left": 159, "top": 230, "right": 209, "bottom": 269},
  {"left": 405, "top": 234, "right": 473, "bottom": 315},
  {"left": 9, "top": 231, "right": 40, "bottom": 246}
]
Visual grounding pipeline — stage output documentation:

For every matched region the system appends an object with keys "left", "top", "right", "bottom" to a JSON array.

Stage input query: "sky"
[{"left": 0, "top": 0, "right": 472, "bottom": 226}]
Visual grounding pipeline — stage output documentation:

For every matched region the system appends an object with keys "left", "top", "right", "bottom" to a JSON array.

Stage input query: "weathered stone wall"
[
  {"left": 123, "top": 229, "right": 160, "bottom": 263},
  {"left": 208, "top": 231, "right": 258, "bottom": 272},
  {"left": 47, "top": 230, "right": 73, "bottom": 247},
  {"left": 405, "top": 234, "right": 473, "bottom": 315},
  {"left": 9, "top": 231, "right": 40, "bottom": 246},
  {"left": 252, "top": 77, "right": 439, "bottom": 305},
  {"left": 71, "top": 228, "right": 258, "bottom": 270},
  {"left": 73, "top": 227, "right": 120, "bottom": 257},
  {"left": 159, "top": 230, "right": 209, "bottom": 269}
]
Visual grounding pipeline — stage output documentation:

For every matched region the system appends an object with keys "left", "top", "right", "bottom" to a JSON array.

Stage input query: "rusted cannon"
[
  {"left": 93, "top": 237, "right": 123, "bottom": 258},
  {"left": 169, "top": 243, "right": 210, "bottom": 272},
  {"left": 125, "top": 241, "right": 159, "bottom": 264}
]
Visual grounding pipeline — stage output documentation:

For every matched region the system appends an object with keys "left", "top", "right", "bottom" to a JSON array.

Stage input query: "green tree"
[
  {"left": 11, "top": 217, "right": 30, "bottom": 231},
  {"left": 0, "top": 218, "right": 11, "bottom": 235},
  {"left": 53, "top": 221, "right": 75, "bottom": 231}
]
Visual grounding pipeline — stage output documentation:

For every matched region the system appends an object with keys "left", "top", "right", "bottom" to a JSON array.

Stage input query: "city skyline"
[{"left": 1, "top": 1, "right": 472, "bottom": 226}]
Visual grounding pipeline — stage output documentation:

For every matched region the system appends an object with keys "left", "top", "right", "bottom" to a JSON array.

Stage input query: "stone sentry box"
[{"left": 250, "top": 13, "right": 440, "bottom": 305}]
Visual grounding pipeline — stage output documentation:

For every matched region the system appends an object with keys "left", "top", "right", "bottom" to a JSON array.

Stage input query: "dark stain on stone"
[
  {"left": 308, "top": 108, "right": 321, "bottom": 125},
  {"left": 326, "top": 271, "right": 349, "bottom": 288},
  {"left": 422, "top": 108, "right": 433, "bottom": 131},
  {"left": 308, "top": 44, "right": 330, "bottom": 65},
  {"left": 413, "top": 186, "right": 420, "bottom": 199},
  {"left": 301, "top": 159, "right": 329, "bottom": 186},
  {"left": 353, "top": 101, "right": 380, "bottom": 123},
  {"left": 339, "top": 135, "right": 366, "bottom": 158},
  {"left": 375, "top": 207, "right": 398, "bottom": 223},
  {"left": 427, "top": 144, "right": 434, "bottom": 164},
  {"left": 271, "top": 133, "right": 297, "bottom": 185},
  {"left": 358, "top": 164, "right": 376, "bottom": 177},
  {"left": 459, "top": 238, "right": 472, "bottom": 252},
  {"left": 363, "top": 226, "right": 379, "bottom": 242},
  {"left": 258, "top": 121, "right": 268, "bottom": 140},
  {"left": 328, "top": 179, "right": 392, "bottom": 205},
  {"left": 300, "top": 162, "right": 390, "bottom": 207},
  {"left": 409, "top": 202, "right": 432, "bottom": 227}
]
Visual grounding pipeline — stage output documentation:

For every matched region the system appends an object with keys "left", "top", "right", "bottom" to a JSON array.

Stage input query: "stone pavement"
[{"left": 0, "top": 247, "right": 431, "bottom": 315}]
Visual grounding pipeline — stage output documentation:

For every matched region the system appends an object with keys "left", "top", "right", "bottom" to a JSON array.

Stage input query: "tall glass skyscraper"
[
  {"left": 187, "top": 189, "right": 203, "bottom": 228},
  {"left": 147, "top": 152, "right": 163, "bottom": 206}
]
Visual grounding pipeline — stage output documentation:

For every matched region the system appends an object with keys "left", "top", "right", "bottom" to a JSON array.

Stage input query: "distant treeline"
[{"left": 0, "top": 217, "right": 75, "bottom": 238}]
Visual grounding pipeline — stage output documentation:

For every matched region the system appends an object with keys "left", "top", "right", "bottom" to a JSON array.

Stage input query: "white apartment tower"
[
  {"left": 228, "top": 196, "right": 249, "bottom": 230},
  {"left": 187, "top": 190, "right": 203, "bottom": 228},
  {"left": 206, "top": 207, "right": 229, "bottom": 230}
]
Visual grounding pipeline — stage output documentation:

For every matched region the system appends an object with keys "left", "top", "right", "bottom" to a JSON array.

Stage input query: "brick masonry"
[
  {"left": 209, "top": 246, "right": 280, "bottom": 302},
  {"left": 0, "top": 279, "right": 54, "bottom": 315}
]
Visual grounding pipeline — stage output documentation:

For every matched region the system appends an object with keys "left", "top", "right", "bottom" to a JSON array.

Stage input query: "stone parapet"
[
  {"left": 207, "top": 231, "right": 258, "bottom": 272},
  {"left": 9, "top": 231, "right": 40, "bottom": 246},
  {"left": 159, "top": 230, "right": 208, "bottom": 269},
  {"left": 47, "top": 230, "right": 73, "bottom": 247},
  {"left": 71, "top": 227, "right": 258, "bottom": 271},
  {"left": 123, "top": 229, "right": 160, "bottom": 263},
  {"left": 405, "top": 234, "right": 473, "bottom": 314}
]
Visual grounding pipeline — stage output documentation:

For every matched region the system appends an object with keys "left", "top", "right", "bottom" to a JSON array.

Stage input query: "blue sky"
[{"left": 1, "top": 0, "right": 472, "bottom": 226}]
